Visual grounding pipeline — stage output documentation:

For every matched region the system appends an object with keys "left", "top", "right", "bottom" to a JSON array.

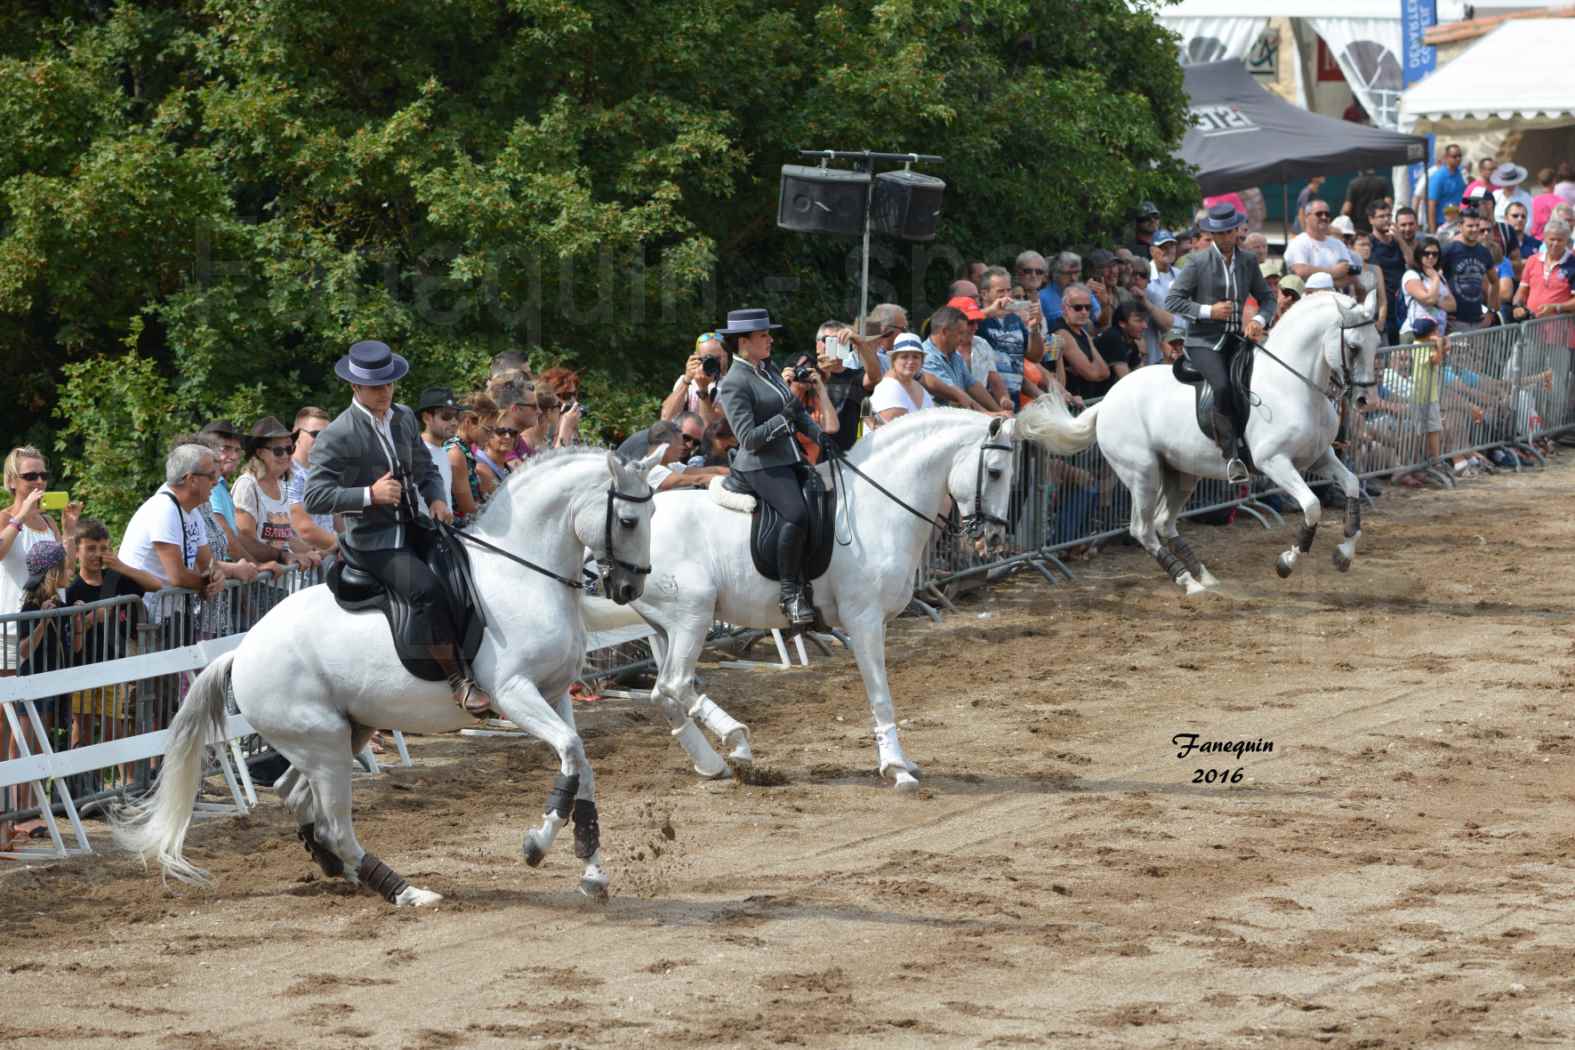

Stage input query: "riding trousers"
[
  {"left": 739, "top": 463, "right": 810, "bottom": 529},
  {"left": 1184, "top": 334, "right": 1245, "bottom": 414},
  {"left": 351, "top": 529, "right": 460, "bottom": 655}
]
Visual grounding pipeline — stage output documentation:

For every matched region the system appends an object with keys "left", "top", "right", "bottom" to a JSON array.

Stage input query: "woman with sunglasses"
[
  {"left": 233, "top": 417, "right": 319, "bottom": 570},
  {"left": 473, "top": 410, "right": 521, "bottom": 497},
  {"left": 2, "top": 447, "right": 79, "bottom": 667}
]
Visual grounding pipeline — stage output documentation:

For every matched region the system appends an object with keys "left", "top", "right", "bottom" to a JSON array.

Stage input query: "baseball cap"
[
  {"left": 1137, "top": 200, "right": 1161, "bottom": 219},
  {"left": 1410, "top": 316, "right": 1439, "bottom": 337},
  {"left": 1278, "top": 274, "right": 1306, "bottom": 296},
  {"left": 1154, "top": 228, "right": 1177, "bottom": 246},
  {"left": 1260, "top": 258, "right": 1285, "bottom": 278},
  {"left": 1305, "top": 272, "right": 1335, "bottom": 291},
  {"left": 945, "top": 296, "right": 986, "bottom": 321},
  {"left": 1088, "top": 248, "right": 1116, "bottom": 269},
  {"left": 1330, "top": 215, "right": 1357, "bottom": 237},
  {"left": 1165, "top": 327, "right": 1186, "bottom": 343}
]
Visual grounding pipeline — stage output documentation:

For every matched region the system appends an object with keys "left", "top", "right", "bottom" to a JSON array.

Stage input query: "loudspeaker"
[
  {"left": 870, "top": 170, "right": 946, "bottom": 241},
  {"left": 777, "top": 165, "right": 870, "bottom": 236}
]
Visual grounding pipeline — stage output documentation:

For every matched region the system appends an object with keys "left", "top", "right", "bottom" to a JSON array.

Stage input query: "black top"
[
  {"left": 66, "top": 570, "right": 147, "bottom": 664},
  {"left": 18, "top": 595, "right": 70, "bottom": 676},
  {"left": 821, "top": 368, "right": 866, "bottom": 454},
  {"left": 1052, "top": 319, "right": 1109, "bottom": 400},
  {"left": 1094, "top": 326, "right": 1143, "bottom": 385}
]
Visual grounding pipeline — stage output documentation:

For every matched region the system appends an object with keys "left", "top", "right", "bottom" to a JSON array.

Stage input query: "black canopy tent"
[{"left": 1181, "top": 60, "right": 1428, "bottom": 198}]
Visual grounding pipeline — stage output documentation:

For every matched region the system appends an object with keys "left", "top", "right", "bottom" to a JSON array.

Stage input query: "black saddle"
[
  {"left": 326, "top": 526, "right": 485, "bottom": 683},
  {"left": 1174, "top": 345, "right": 1258, "bottom": 468},
  {"left": 723, "top": 468, "right": 837, "bottom": 583}
]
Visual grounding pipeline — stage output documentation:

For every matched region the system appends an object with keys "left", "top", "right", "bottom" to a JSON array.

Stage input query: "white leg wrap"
[
  {"left": 672, "top": 718, "right": 729, "bottom": 778},
  {"left": 690, "top": 696, "right": 752, "bottom": 763},
  {"left": 875, "top": 726, "right": 919, "bottom": 779}
]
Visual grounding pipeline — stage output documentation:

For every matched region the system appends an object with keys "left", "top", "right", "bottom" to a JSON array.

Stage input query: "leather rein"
[
  {"left": 828, "top": 416, "right": 1011, "bottom": 540},
  {"left": 442, "top": 483, "right": 653, "bottom": 590}
]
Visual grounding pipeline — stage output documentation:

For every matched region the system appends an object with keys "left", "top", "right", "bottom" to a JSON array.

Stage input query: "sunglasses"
[
  {"left": 293, "top": 428, "right": 324, "bottom": 440},
  {"left": 17, "top": 471, "right": 49, "bottom": 483},
  {"left": 695, "top": 331, "right": 723, "bottom": 346},
  {"left": 1017, "top": 267, "right": 1047, "bottom": 276},
  {"left": 1309, "top": 211, "right": 1331, "bottom": 219},
  {"left": 262, "top": 443, "right": 296, "bottom": 457},
  {"left": 434, "top": 410, "right": 459, "bottom": 422},
  {"left": 490, "top": 426, "right": 521, "bottom": 438},
  {"left": 1421, "top": 250, "right": 1440, "bottom": 258},
  {"left": 679, "top": 433, "right": 700, "bottom": 447},
  {"left": 1064, "top": 303, "right": 1092, "bottom": 312}
]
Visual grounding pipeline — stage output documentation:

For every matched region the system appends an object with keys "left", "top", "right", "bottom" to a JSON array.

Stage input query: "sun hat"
[
  {"left": 944, "top": 295, "right": 986, "bottom": 321},
  {"left": 1198, "top": 202, "right": 1246, "bottom": 233},
  {"left": 199, "top": 419, "right": 242, "bottom": 439},
  {"left": 1260, "top": 257, "right": 1285, "bottom": 278},
  {"left": 23, "top": 539, "right": 65, "bottom": 592},
  {"left": 334, "top": 340, "right": 409, "bottom": 385},
  {"left": 1492, "top": 163, "right": 1528, "bottom": 188},
  {"left": 1329, "top": 215, "right": 1357, "bottom": 237},
  {"left": 1304, "top": 272, "right": 1335, "bottom": 291},
  {"left": 1278, "top": 274, "right": 1306, "bottom": 296},
  {"left": 716, "top": 308, "right": 782, "bottom": 336},
  {"left": 892, "top": 332, "right": 925, "bottom": 355}
]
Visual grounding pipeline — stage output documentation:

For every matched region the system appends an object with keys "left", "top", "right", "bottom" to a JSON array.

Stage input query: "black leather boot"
[
  {"left": 776, "top": 522, "right": 816, "bottom": 627},
  {"left": 1212, "top": 409, "right": 1249, "bottom": 483}
]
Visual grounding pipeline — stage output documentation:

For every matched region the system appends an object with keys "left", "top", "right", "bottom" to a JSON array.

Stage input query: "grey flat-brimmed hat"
[
  {"left": 334, "top": 339, "right": 409, "bottom": 384},
  {"left": 1198, "top": 201, "right": 1246, "bottom": 233},
  {"left": 716, "top": 308, "right": 782, "bottom": 336},
  {"left": 1492, "top": 162, "right": 1528, "bottom": 187}
]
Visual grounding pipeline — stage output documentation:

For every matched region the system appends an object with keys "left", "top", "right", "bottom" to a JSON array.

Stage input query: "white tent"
[{"left": 1399, "top": 19, "right": 1575, "bottom": 173}]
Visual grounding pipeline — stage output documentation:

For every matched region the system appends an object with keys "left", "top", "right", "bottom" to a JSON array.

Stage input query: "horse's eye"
[
  {"left": 987, "top": 468, "right": 1004, "bottom": 480},
  {"left": 619, "top": 516, "right": 637, "bottom": 529}
]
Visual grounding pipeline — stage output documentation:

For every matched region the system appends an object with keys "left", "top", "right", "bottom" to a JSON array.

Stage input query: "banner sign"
[{"left": 1401, "top": 0, "right": 1438, "bottom": 214}]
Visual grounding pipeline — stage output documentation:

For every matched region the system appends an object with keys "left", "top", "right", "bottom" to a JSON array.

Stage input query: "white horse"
[
  {"left": 587, "top": 403, "right": 1065, "bottom": 791},
  {"left": 1027, "top": 289, "right": 1381, "bottom": 594},
  {"left": 111, "top": 447, "right": 660, "bottom": 905}
]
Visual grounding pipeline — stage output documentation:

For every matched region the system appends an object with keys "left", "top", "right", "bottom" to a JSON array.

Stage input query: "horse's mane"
[
  {"left": 845, "top": 406, "right": 991, "bottom": 466},
  {"left": 472, "top": 444, "right": 618, "bottom": 532},
  {"left": 1267, "top": 290, "right": 1359, "bottom": 356}
]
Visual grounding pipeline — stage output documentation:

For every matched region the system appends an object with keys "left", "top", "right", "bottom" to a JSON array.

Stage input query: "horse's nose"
[{"left": 1355, "top": 394, "right": 1369, "bottom": 409}]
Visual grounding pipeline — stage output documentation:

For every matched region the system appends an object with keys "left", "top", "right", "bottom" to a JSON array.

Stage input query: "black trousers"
[
  {"left": 353, "top": 529, "right": 459, "bottom": 655},
  {"left": 1186, "top": 334, "right": 1247, "bottom": 453},
  {"left": 740, "top": 463, "right": 810, "bottom": 529}
]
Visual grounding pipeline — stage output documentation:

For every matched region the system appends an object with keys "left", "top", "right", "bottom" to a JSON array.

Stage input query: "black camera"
[
  {"left": 701, "top": 355, "right": 722, "bottom": 379},
  {"left": 792, "top": 365, "right": 818, "bottom": 384}
]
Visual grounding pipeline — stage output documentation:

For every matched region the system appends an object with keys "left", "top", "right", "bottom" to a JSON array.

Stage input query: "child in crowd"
[{"left": 65, "top": 519, "right": 162, "bottom": 749}]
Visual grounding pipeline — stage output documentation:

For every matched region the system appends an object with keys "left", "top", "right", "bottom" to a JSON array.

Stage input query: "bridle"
[
  {"left": 1248, "top": 307, "right": 1378, "bottom": 402},
  {"left": 963, "top": 416, "right": 1013, "bottom": 538},
  {"left": 443, "top": 482, "right": 653, "bottom": 590},
  {"left": 829, "top": 417, "right": 1012, "bottom": 540}
]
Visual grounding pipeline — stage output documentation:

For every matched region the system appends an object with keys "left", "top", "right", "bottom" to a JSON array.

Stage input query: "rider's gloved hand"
[{"left": 817, "top": 432, "right": 841, "bottom": 459}]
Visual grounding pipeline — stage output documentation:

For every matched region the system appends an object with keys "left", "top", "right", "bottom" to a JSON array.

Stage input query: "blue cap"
[{"left": 1154, "top": 228, "right": 1177, "bottom": 246}]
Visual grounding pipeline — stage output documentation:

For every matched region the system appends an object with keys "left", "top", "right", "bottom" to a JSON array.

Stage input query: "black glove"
[{"left": 817, "top": 432, "right": 841, "bottom": 459}]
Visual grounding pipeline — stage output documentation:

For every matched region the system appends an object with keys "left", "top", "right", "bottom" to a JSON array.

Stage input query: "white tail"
[
  {"left": 1015, "top": 394, "right": 1101, "bottom": 456},
  {"left": 108, "top": 652, "right": 235, "bottom": 885}
]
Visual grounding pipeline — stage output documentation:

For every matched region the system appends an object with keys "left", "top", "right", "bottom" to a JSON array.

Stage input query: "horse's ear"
[
  {"left": 636, "top": 446, "right": 666, "bottom": 473},
  {"left": 605, "top": 450, "right": 626, "bottom": 483},
  {"left": 1362, "top": 287, "right": 1379, "bottom": 320}
]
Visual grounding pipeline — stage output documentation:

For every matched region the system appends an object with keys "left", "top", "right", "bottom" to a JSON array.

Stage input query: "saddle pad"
[
  {"left": 326, "top": 531, "right": 486, "bottom": 682},
  {"left": 739, "top": 470, "right": 837, "bottom": 583}
]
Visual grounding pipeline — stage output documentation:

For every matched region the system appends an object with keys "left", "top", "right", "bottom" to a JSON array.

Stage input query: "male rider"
[
  {"left": 305, "top": 340, "right": 491, "bottom": 717},
  {"left": 1165, "top": 202, "right": 1278, "bottom": 483}
]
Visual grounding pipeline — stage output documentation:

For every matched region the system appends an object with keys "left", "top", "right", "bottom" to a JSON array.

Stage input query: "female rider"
[{"left": 714, "top": 308, "right": 838, "bottom": 627}]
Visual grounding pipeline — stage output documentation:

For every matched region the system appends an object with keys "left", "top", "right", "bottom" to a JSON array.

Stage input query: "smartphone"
[
  {"left": 41, "top": 491, "right": 69, "bottom": 512},
  {"left": 1008, "top": 299, "right": 1033, "bottom": 317},
  {"left": 823, "top": 335, "right": 843, "bottom": 359}
]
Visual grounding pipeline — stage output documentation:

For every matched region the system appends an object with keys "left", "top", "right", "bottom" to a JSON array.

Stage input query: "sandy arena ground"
[{"left": 4, "top": 457, "right": 1575, "bottom": 1049}]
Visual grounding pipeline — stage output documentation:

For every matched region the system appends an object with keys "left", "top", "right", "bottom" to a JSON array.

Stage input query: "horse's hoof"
[
  {"left": 726, "top": 739, "right": 754, "bottom": 768},
  {"left": 579, "top": 874, "right": 610, "bottom": 901},
  {"left": 1199, "top": 570, "right": 1220, "bottom": 588},
  {"left": 522, "top": 834, "right": 546, "bottom": 868},
  {"left": 1185, "top": 580, "right": 1208, "bottom": 596},
  {"left": 1275, "top": 553, "right": 1294, "bottom": 579},
  {"left": 891, "top": 770, "right": 921, "bottom": 794},
  {"left": 1332, "top": 548, "right": 1352, "bottom": 573},
  {"left": 394, "top": 886, "right": 443, "bottom": 908}
]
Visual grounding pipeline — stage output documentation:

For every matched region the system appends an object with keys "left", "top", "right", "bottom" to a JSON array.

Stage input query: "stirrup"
[
  {"left": 780, "top": 590, "right": 816, "bottom": 628},
  {"left": 1226, "top": 457, "right": 1250, "bottom": 484},
  {"left": 449, "top": 674, "right": 494, "bottom": 719}
]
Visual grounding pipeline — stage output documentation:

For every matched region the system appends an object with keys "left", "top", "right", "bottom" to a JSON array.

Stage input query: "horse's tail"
[
  {"left": 109, "top": 650, "right": 235, "bottom": 886},
  {"left": 1015, "top": 393, "right": 1101, "bottom": 456}
]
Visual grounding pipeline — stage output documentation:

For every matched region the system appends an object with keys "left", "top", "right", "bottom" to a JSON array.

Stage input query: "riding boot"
[
  {"left": 1212, "top": 409, "right": 1250, "bottom": 484},
  {"left": 776, "top": 522, "right": 817, "bottom": 628},
  {"left": 433, "top": 643, "right": 493, "bottom": 718}
]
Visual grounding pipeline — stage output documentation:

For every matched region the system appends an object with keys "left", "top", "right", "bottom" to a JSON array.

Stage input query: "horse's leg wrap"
[
  {"left": 356, "top": 852, "right": 409, "bottom": 904},
  {"left": 1155, "top": 546, "right": 1188, "bottom": 583},
  {"left": 1344, "top": 497, "right": 1361, "bottom": 538},
  {"left": 546, "top": 773, "right": 580, "bottom": 820},
  {"left": 298, "top": 823, "right": 344, "bottom": 878},
  {"left": 572, "top": 799, "right": 601, "bottom": 861},
  {"left": 1297, "top": 522, "right": 1317, "bottom": 553},
  {"left": 1165, "top": 536, "right": 1204, "bottom": 579}
]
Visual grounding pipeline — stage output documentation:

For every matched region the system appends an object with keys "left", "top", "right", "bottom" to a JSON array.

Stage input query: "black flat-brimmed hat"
[
  {"left": 716, "top": 308, "right": 782, "bottom": 336},
  {"left": 416, "top": 386, "right": 470, "bottom": 414},
  {"left": 245, "top": 415, "right": 293, "bottom": 455},
  {"left": 334, "top": 339, "right": 409, "bottom": 384},
  {"left": 199, "top": 419, "right": 242, "bottom": 439},
  {"left": 1198, "top": 202, "right": 1246, "bottom": 233}
]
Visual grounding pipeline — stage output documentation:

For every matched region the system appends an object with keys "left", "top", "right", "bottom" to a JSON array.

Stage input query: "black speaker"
[
  {"left": 870, "top": 170, "right": 946, "bottom": 241},
  {"left": 777, "top": 165, "right": 870, "bottom": 236}
]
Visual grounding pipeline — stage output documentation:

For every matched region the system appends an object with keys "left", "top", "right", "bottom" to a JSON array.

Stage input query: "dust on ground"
[{"left": 5, "top": 458, "right": 1575, "bottom": 1049}]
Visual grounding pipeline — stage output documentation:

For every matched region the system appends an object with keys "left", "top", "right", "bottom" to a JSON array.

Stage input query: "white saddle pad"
[{"left": 709, "top": 475, "right": 756, "bottom": 513}]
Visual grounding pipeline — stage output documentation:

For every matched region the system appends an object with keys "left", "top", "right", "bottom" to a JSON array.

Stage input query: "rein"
[
  {"left": 1244, "top": 312, "right": 1379, "bottom": 402},
  {"left": 827, "top": 416, "right": 1011, "bottom": 540},
  {"left": 442, "top": 482, "right": 653, "bottom": 590}
]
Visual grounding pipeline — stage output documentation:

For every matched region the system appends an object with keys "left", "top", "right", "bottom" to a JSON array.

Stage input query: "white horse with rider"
[
  {"left": 1028, "top": 281, "right": 1381, "bottom": 594},
  {"left": 112, "top": 446, "right": 660, "bottom": 905},
  {"left": 586, "top": 395, "right": 1069, "bottom": 791}
]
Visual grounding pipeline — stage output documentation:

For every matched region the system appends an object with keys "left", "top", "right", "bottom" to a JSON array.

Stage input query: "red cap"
[{"left": 945, "top": 296, "right": 986, "bottom": 321}]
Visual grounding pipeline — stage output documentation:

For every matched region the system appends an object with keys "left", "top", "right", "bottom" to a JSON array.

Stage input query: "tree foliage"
[{"left": 0, "top": 0, "right": 1192, "bottom": 528}]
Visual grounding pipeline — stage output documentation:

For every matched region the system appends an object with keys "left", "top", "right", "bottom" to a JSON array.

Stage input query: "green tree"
[{"left": 0, "top": 0, "right": 1191, "bottom": 529}]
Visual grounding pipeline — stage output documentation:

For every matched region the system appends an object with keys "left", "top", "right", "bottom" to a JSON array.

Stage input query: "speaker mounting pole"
[{"left": 793, "top": 149, "right": 943, "bottom": 336}]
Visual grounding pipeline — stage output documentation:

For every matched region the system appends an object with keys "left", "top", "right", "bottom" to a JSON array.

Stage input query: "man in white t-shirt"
[
  {"left": 1491, "top": 163, "right": 1535, "bottom": 223},
  {"left": 117, "top": 444, "right": 227, "bottom": 619},
  {"left": 1284, "top": 199, "right": 1363, "bottom": 292},
  {"left": 415, "top": 387, "right": 465, "bottom": 515}
]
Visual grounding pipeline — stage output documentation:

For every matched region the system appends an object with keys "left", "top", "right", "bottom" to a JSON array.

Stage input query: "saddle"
[
  {"left": 326, "top": 525, "right": 485, "bottom": 683},
  {"left": 1174, "top": 345, "right": 1258, "bottom": 470},
  {"left": 717, "top": 468, "right": 838, "bottom": 583}
]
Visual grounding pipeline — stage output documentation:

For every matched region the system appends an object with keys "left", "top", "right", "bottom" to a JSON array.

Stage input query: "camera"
[
  {"left": 701, "top": 355, "right": 722, "bottom": 379},
  {"left": 792, "top": 365, "right": 818, "bottom": 384}
]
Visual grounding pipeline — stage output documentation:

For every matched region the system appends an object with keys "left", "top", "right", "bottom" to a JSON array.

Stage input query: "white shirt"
[
  {"left": 418, "top": 439, "right": 454, "bottom": 516},
  {"left": 1494, "top": 187, "right": 1534, "bottom": 223},
  {"left": 351, "top": 397, "right": 399, "bottom": 510},
  {"left": 870, "top": 375, "right": 935, "bottom": 417},
  {"left": 966, "top": 335, "right": 1000, "bottom": 388},
  {"left": 119, "top": 485, "right": 208, "bottom": 618},
  {"left": 1285, "top": 232, "right": 1362, "bottom": 275}
]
